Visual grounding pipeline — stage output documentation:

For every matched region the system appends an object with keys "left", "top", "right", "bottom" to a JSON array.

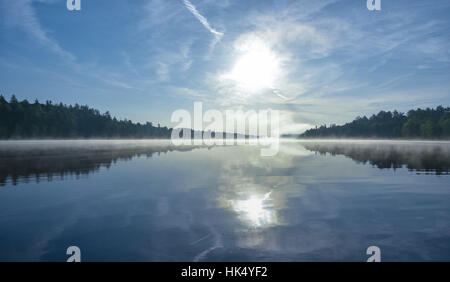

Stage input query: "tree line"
[
  {"left": 301, "top": 106, "right": 450, "bottom": 139},
  {"left": 0, "top": 95, "right": 171, "bottom": 139}
]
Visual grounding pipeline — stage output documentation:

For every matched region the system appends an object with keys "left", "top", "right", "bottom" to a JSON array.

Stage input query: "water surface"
[{"left": 0, "top": 140, "right": 449, "bottom": 261}]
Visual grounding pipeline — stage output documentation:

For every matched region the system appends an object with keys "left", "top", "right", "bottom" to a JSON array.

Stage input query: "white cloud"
[
  {"left": 182, "top": 0, "right": 224, "bottom": 40},
  {"left": 1, "top": 0, "right": 75, "bottom": 61},
  {"left": 156, "top": 62, "right": 170, "bottom": 82},
  {"left": 139, "top": 0, "right": 183, "bottom": 31}
]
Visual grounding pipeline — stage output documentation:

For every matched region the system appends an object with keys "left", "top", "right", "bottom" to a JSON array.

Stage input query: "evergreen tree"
[
  {"left": 0, "top": 96, "right": 172, "bottom": 139},
  {"left": 301, "top": 106, "right": 450, "bottom": 139}
]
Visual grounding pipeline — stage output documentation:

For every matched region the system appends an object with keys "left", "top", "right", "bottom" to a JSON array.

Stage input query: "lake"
[{"left": 0, "top": 139, "right": 449, "bottom": 261}]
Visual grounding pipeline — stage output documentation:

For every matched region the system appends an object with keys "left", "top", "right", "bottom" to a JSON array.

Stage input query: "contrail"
[
  {"left": 271, "top": 88, "right": 290, "bottom": 100},
  {"left": 182, "top": 0, "right": 223, "bottom": 40}
]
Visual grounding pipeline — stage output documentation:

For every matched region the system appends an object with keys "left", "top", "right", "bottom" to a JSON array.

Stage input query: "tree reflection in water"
[
  {"left": 0, "top": 140, "right": 201, "bottom": 186},
  {"left": 302, "top": 141, "right": 450, "bottom": 175}
]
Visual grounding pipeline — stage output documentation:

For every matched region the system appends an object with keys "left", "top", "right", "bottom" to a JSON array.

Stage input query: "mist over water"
[
  {"left": 300, "top": 140, "right": 450, "bottom": 175},
  {"left": 0, "top": 140, "right": 449, "bottom": 261},
  {"left": 0, "top": 140, "right": 201, "bottom": 186}
]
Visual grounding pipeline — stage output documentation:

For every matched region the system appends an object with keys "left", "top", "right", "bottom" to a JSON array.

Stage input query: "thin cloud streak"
[
  {"left": 1, "top": 0, "right": 75, "bottom": 61},
  {"left": 271, "top": 89, "right": 289, "bottom": 100},
  {"left": 181, "top": 0, "right": 224, "bottom": 40}
]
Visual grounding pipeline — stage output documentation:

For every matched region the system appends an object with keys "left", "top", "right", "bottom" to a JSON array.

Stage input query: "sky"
[{"left": 1, "top": 0, "right": 450, "bottom": 134}]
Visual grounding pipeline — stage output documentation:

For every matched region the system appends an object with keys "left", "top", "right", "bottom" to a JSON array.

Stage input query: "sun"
[{"left": 224, "top": 37, "right": 280, "bottom": 93}]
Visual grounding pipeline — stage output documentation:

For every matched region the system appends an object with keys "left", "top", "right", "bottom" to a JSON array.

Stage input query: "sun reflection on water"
[{"left": 231, "top": 191, "right": 276, "bottom": 227}]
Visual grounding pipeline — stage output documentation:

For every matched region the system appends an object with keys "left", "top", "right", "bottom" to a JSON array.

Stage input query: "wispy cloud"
[
  {"left": 1, "top": 0, "right": 75, "bottom": 61},
  {"left": 0, "top": 0, "right": 148, "bottom": 92},
  {"left": 206, "top": 0, "right": 450, "bottom": 132},
  {"left": 2, "top": 0, "right": 449, "bottom": 129},
  {"left": 181, "top": 0, "right": 223, "bottom": 40}
]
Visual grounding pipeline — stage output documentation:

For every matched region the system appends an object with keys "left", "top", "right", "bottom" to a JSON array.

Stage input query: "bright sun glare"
[
  {"left": 232, "top": 191, "right": 274, "bottom": 227},
  {"left": 225, "top": 37, "right": 280, "bottom": 93}
]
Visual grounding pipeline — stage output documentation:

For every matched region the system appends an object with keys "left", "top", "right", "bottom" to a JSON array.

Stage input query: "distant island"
[
  {"left": 0, "top": 95, "right": 171, "bottom": 139},
  {"left": 300, "top": 106, "right": 450, "bottom": 139}
]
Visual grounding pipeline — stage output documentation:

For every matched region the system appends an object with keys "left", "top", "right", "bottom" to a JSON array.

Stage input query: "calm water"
[{"left": 0, "top": 140, "right": 449, "bottom": 261}]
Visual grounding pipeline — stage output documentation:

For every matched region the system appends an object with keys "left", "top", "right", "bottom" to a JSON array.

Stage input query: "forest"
[
  {"left": 0, "top": 95, "right": 171, "bottom": 139},
  {"left": 301, "top": 106, "right": 450, "bottom": 139},
  {"left": 2, "top": 95, "right": 450, "bottom": 140}
]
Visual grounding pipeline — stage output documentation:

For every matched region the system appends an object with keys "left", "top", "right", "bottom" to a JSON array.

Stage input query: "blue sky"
[{"left": 1, "top": 0, "right": 449, "bottom": 133}]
